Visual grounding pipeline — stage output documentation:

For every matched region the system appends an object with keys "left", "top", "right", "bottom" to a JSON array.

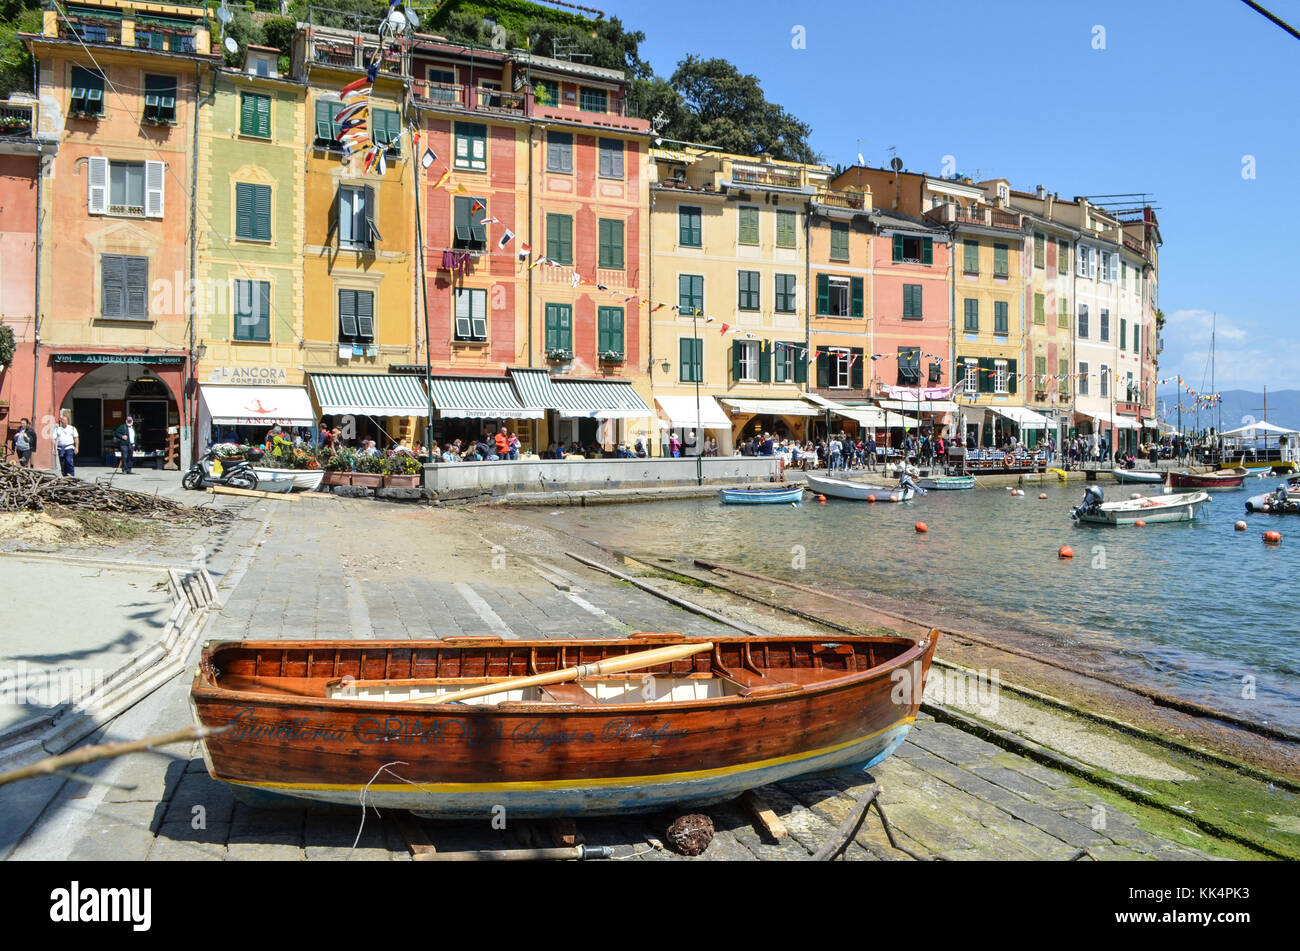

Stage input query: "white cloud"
[{"left": 1159, "top": 308, "right": 1298, "bottom": 390}]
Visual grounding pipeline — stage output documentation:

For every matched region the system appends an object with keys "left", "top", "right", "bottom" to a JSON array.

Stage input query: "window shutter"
[
  {"left": 598, "top": 145, "right": 611, "bottom": 178},
  {"left": 101, "top": 255, "right": 123, "bottom": 317},
  {"left": 816, "top": 350, "right": 829, "bottom": 388},
  {"left": 240, "top": 94, "right": 256, "bottom": 135},
  {"left": 257, "top": 94, "right": 271, "bottom": 138},
  {"left": 758, "top": 341, "right": 771, "bottom": 383},
  {"left": 88, "top": 156, "right": 108, "bottom": 213},
  {"left": 254, "top": 185, "right": 271, "bottom": 241},
  {"left": 315, "top": 99, "right": 333, "bottom": 140},
  {"left": 356, "top": 291, "right": 374, "bottom": 339},
  {"left": 235, "top": 183, "right": 252, "bottom": 238},
  {"left": 612, "top": 221, "right": 623, "bottom": 268},
  {"left": 471, "top": 290, "right": 487, "bottom": 340},
  {"left": 559, "top": 304, "right": 571, "bottom": 349},
  {"left": 978, "top": 357, "right": 992, "bottom": 393},
  {"left": 731, "top": 340, "right": 742, "bottom": 382},
  {"left": 1007, "top": 359, "right": 1017, "bottom": 394},
  {"left": 597, "top": 308, "right": 610, "bottom": 353},
  {"left": 953, "top": 360, "right": 966, "bottom": 389},
  {"left": 794, "top": 344, "right": 807, "bottom": 384},
  {"left": 455, "top": 289, "right": 472, "bottom": 339},
  {"left": 892, "top": 233, "right": 904, "bottom": 262},
  {"left": 125, "top": 257, "right": 148, "bottom": 317},
  {"left": 815, "top": 274, "right": 829, "bottom": 315},
  {"left": 1120, "top": 319, "right": 1127, "bottom": 350},
  {"left": 363, "top": 185, "right": 380, "bottom": 245},
  {"left": 850, "top": 348, "right": 864, "bottom": 389},
  {"left": 257, "top": 281, "right": 271, "bottom": 340},
  {"left": 850, "top": 276, "right": 863, "bottom": 317},
  {"left": 339, "top": 290, "right": 358, "bottom": 337},
  {"left": 921, "top": 236, "right": 933, "bottom": 265},
  {"left": 612, "top": 310, "right": 623, "bottom": 354},
  {"left": 145, "top": 160, "right": 165, "bottom": 218}
]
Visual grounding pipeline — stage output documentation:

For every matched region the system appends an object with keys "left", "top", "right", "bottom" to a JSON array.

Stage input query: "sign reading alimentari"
[{"left": 53, "top": 353, "right": 186, "bottom": 365}]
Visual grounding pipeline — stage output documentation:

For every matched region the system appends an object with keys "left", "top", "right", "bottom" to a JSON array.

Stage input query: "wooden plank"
[
  {"left": 741, "top": 790, "right": 788, "bottom": 841},
  {"left": 393, "top": 812, "right": 436, "bottom": 858},
  {"left": 550, "top": 818, "right": 583, "bottom": 847},
  {"left": 206, "top": 485, "right": 301, "bottom": 501}
]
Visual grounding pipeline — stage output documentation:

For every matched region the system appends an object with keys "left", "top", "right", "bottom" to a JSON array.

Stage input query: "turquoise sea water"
[{"left": 538, "top": 475, "right": 1300, "bottom": 732}]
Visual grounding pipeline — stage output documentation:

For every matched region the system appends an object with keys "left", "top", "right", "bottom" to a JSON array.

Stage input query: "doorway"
[{"left": 73, "top": 397, "right": 102, "bottom": 463}]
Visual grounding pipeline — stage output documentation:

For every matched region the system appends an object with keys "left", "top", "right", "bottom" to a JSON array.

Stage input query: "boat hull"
[
  {"left": 1076, "top": 490, "right": 1210, "bottom": 525},
  {"left": 718, "top": 486, "right": 804, "bottom": 504},
  {"left": 1168, "top": 470, "right": 1244, "bottom": 491},
  {"left": 805, "top": 475, "right": 915, "bottom": 501},
  {"left": 918, "top": 476, "right": 974, "bottom": 490},
  {"left": 251, "top": 467, "right": 325, "bottom": 492},
  {"left": 191, "top": 634, "right": 937, "bottom": 817},
  {"left": 1111, "top": 468, "right": 1164, "bottom": 485}
]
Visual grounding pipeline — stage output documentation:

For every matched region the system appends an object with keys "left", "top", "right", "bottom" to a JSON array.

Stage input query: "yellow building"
[
  {"left": 649, "top": 149, "right": 833, "bottom": 454},
  {"left": 293, "top": 25, "right": 422, "bottom": 446}
]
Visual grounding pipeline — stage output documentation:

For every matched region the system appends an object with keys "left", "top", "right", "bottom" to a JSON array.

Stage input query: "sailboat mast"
[{"left": 1212, "top": 313, "right": 1218, "bottom": 461}]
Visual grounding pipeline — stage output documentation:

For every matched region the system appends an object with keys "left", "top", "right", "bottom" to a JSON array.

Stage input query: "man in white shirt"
[{"left": 54, "top": 411, "right": 79, "bottom": 476}]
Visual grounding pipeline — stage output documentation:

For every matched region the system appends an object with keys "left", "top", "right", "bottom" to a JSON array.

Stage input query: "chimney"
[{"left": 1036, "top": 185, "right": 1045, "bottom": 199}]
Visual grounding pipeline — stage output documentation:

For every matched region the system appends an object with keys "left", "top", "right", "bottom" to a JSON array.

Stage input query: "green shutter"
[
  {"left": 1120, "top": 319, "right": 1127, "bottom": 350},
  {"left": 794, "top": 343, "right": 807, "bottom": 384},
  {"left": 816, "top": 350, "right": 829, "bottom": 387},
  {"left": 892, "top": 233, "right": 904, "bottom": 262},
  {"left": 776, "top": 209, "right": 796, "bottom": 248},
  {"left": 597, "top": 308, "right": 610, "bottom": 353},
  {"left": 977, "top": 357, "right": 992, "bottom": 393},
  {"left": 235, "top": 183, "right": 252, "bottom": 239},
  {"left": 921, "top": 236, "right": 933, "bottom": 265},
  {"left": 1059, "top": 296, "right": 1069, "bottom": 329},
  {"left": 954, "top": 360, "right": 966, "bottom": 389},
  {"left": 315, "top": 99, "right": 333, "bottom": 140},
  {"left": 679, "top": 338, "right": 692, "bottom": 382},
  {"left": 994, "top": 244, "right": 1008, "bottom": 276},
  {"left": 240, "top": 93, "right": 256, "bottom": 136},
  {"left": 850, "top": 277, "right": 863, "bottom": 317},
  {"left": 257, "top": 94, "right": 271, "bottom": 138},
  {"left": 1007, "top": 359, "right": 1017, "bottom": 394},
  {"left": 850, "top": 348, "right": 863, "bottom": 389},
  {"left": 964, "top": 240, "right": 978, "bottom": 273},
  {"left": 739, "top": 207, "right": 759, "bottom": 245},
  {"left": 816, "top": 274, "right": 829, "bottom": 315},
  {"left": 339, "top": 289, "right": 357, "bottom": 337},
  {"left": 732, "top": 340, "right": 742, "bottom": 382},
  {"left": 774, "top": 343, "right": 787, "bottom": 383},
  {"left": 1034, "top": 293, "right": 1045, "bottom": 325},
  {"left": 254, "top": 185, "right": 271, "bottom": 241},
  {"left": 758, "top": 341, "right": 771, "bottom": 383},
  {"left": 545, "top": 304, "right": 558, "bottom": 351}
]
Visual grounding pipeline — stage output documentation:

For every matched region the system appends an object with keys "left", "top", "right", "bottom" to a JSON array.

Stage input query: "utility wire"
[{"left": 1239, "top": 0, "right": 1300, "bottom": 40}]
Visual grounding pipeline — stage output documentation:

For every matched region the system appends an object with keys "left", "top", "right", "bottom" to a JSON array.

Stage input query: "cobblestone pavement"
[{"left": 2, "top": 497, "right": 1226, "bottom": 861}]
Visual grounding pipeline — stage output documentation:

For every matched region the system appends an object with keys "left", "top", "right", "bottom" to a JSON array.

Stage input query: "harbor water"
[{"left": 536, "top": 474, "right": 1300, "bottom": 732}]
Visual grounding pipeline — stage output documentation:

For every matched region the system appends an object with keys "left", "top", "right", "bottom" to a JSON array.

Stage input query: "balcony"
[
  {"left": 530, "top": 91, "right": 648, "bottom": 133},
  {"left": 313, "top": 43, "right": 360, "bottom": 68},
  {"left": 815, "top": 189, "right": 866, "bottom": 210},
  {"left": 58, "top": 16, "right": 121, "bottom": 45},
  {"left": 0, "top": 101, "right": 34, "bottom": 139},
  {"left": 410, "top": 80, "right": 526, "bottom": 116},
  {"left": 954, "top": 207, "right": 1021, "bottom": 231},
  {"left": 731, "top": 165, "right": 804, "bottom": 189}
]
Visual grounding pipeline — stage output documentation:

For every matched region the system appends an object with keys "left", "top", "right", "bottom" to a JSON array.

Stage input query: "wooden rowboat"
[
  {"left": 1167, "top": 469, "right": 1245, "bottom": 491},
  {"left": 1111, "top": 468, "right": 1164, "bottom": 485},
  {"left": 918, "top": 475, "right": 975, "bottom": 490},
  {"left": 805, "top": 474, "right": 916, "bottom": 502},
  {"left": 250, "top": 466, "right": 325, "bottom": 492},
  {"left": 189, "top": 631, "right": 939, "bottom": 817},
  {"left": 717, "top": 485, "right": 804, "bottom": 504},
  {"left": 1073, "top": 490, "right": 1211, "bottom": 525}
]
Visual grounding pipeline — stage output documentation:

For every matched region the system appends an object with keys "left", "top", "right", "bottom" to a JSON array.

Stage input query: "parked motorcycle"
[{"left": 183, "top": 449, "right": 260, "bottom": 491}]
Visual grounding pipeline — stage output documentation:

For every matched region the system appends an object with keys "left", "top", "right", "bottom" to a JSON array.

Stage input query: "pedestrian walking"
[
  {"left": 113, "top": 415, "right": 137, "bottom": 474},
  {"left": 10, "top": 418, "right": 36, "bottom": 468},
  {"left": 53, "top": 412, "right": 79, "bottom": 476}
]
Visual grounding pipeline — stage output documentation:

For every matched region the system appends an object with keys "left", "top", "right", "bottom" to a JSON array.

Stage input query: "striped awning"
[
  {"left": 552, "top": 380, "right": 653, "bottom": 419},
  {"left": 719, "top": 398, "right": 820, "bottom": 418},
  {"left": 509, "top": 367, "right": 561, "bottom": 414},
  {"left": 428, "top": 375, "right": 543, "bottom": 420},
  {"left": 310, "top": 373, "right": 430, "bottom": 417}
]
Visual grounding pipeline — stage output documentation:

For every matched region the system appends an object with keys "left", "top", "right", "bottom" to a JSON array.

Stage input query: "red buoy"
[
  {"left": 1134, "top": 519, "right": 1147, "bottom": 527},
  {"left": 1263, "top": 531, "right": 1283, "bottom": 544},
  {"left": 1058, "top": 546, "right": 1074, "bottom": 559},
  {"left": 867, "top": 494, "right": 877, "bottom": 503},
  {"left": 915, "top": 522, "right": 927, "bottom": 533},
  {"left": 817, "top": 494, "right": 826, "bottom": 504}
]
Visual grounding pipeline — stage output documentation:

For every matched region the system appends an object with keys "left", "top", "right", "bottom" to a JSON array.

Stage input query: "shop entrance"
[{"left": 72, "top": 398, "right": 102, "bottom": 463}]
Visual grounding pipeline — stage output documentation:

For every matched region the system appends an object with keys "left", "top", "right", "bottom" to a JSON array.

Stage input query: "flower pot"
[
  {"left": 350, "top": 472, "right": 383, "bottom": 488},
  {"left": 321, "top": 470, "right": 349, "bottom": 486},
  {"left": 383, "top": 474, "right": 419, "bottom": 488}
]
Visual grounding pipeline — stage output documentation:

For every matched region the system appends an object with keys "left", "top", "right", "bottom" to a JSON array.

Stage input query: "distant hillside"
[{"left": 1158, "top": 389, "right": 1300, "bottom": 434}]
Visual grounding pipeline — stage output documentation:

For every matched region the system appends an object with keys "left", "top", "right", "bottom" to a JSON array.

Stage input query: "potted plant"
[
  {"left": 320, "top": 446, "right": 356, "bottom": 485},
  {"left": 599, "top": 350, "right": 625, "bottom": 364},
  {"left": 383, "top": 452, "right": 422, "bottom": 487},
  {"left": 350, "top": 451, "right": 385, "bottom": 488},
  {"left": 546, "top": 347, "right": 572, "bottom": 362}
]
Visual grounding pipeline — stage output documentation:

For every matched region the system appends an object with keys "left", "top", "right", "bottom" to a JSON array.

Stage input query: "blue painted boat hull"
[{"left": 718, "top": 486, "right": 805, "bottom": 504}]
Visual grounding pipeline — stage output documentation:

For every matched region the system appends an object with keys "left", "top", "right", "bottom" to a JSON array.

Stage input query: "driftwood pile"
[{"left": 0, "top": 463, "right": 230, "bottom": 524}]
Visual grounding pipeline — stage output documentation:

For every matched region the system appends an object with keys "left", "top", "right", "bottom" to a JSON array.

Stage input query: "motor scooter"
[{"left": 183, "top": 448, "right": 260, "bottom": 491}]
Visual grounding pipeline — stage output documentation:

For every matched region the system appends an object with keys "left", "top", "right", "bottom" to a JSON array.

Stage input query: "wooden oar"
[{"left": 412, "top": 642, "right": 713, "bottom": 705}]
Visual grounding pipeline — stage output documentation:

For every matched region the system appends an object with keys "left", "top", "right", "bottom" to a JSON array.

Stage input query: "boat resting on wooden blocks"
[{"left": 189, "top": 631, "right": 938, "bottom": 818}]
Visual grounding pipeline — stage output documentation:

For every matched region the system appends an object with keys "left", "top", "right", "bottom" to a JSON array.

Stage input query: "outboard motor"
[
  {"left": 1070, "top": 484, "right": 1105, "bottom": 521},
  {"left": 898, "top": 471, "right": 927, "bottom": 496}
]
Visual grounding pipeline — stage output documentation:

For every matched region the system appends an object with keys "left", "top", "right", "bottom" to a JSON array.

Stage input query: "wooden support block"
[
  {"left": 206, "top": 485, "right": 300, "bottom": 501},
  {"left": 741, "top": 789, "right": 788, "bottom": 841},
  {"left": 393, "top": 812, "right": 436, "bottom": 858},
  {"left": 549, "top": 817, "right": 583, "bottom": 847}
]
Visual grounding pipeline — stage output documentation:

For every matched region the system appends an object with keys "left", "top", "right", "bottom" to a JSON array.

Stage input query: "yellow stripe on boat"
[{"left": 220, "top": 717, "right": 914, "bottom": 794}]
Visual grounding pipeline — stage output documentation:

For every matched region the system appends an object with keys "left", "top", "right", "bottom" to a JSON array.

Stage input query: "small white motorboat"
[
  {"left": 1071, "top": 485, "right": 1210, "bottom": 525},
  {"left": 1111, "top": 467, "right": 1164, "bottom": 485},
  {"left": 805, "top": 474, "right": 918, "bottom": 502}
]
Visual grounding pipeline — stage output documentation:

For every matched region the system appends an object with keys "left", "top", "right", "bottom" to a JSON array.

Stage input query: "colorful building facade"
[{"left": 0, "top": 94, "right": 41, "bottom": 454}]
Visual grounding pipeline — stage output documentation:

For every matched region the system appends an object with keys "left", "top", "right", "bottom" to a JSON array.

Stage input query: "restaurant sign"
[
  {"left": 53, "top": 353, "right": 186, "bottom": 366},
  {"left": 215, "top": 366, "right": 289, "bottom": 383}
]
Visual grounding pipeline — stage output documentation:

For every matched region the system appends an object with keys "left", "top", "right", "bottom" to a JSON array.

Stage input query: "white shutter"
[
  {"left": 145, "top": 160, "right": 165, "bottom": 218},
  {"left": 88, "top": 156, "right": 108, "bottom": 214}
]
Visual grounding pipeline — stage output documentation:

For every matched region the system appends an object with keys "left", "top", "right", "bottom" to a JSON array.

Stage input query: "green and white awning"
[
  {"left": 509, "top": 367, "right": 561, "bottom": 414},
  {"left": 310, "top": 373, "right": 430, "bottom": 417},
  {"left": 552, "top": 380, "right": 653, "bottom": 420},
  {"left": 428, "top": 375, "right": 543, "bottom": 420}
]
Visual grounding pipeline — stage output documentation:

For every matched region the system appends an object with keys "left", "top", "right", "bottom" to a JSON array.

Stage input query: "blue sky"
[{"left": 597, "top": 0, "right": 1300, "bottom": 394}]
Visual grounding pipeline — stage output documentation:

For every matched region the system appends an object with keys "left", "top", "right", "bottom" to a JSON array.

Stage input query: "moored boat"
[
  {"left": 718, "top": 485, "right": 804, "bottom": 504},
  {"left": 1167, "top": 469, "right": 1245, "bottom": 491},
  {"left": 918, "top": 475, "right": 975, "bottom": 490},
  {"left": 190, "top": 631, "right": 939, "bottom": 817},
  {"left": 250, "top": 466, "right": 325, "bottom": 492},
  {"left": 1245, "top": 483, "right": 1300, "bottom": 514},
  {"left": 1111, "top": 468, "right": 1164, "bottom": 485},
  {"left": 805, "top": 474, "right": 918, "bottom": 502},
  {"left": 1071, "top": 486, "right": 1210, "bottom": 525}
]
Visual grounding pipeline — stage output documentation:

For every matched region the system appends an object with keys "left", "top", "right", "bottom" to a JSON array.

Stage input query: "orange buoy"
[
  {"left": 1234, "top": 520, "right": 1247, "bottom": 532},
  {"left": 1134, "top": 519, "right": 1146, "bottom": 527},
  {"left": 1263, "top": 531, "right": 1283, "bottom": 544},
  {"left": 1058, "top": 546, "right": 1074, "bottom": 559},
  {"left": 817, "top": 494, "right": 826, "bottom": 505},
  {"left": 915, "top": 522, "right": 928, "bottom": 533},
  {"left": 867, "top": 494, "right": 877, "bottom": 503}
]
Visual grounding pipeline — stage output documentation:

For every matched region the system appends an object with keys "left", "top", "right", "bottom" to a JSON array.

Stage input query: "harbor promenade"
[{"left": 2, "top": 479, "right": 1291, "bottom": 861}]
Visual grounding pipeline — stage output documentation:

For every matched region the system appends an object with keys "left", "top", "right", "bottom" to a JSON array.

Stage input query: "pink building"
[{"left": 0, "top": 97, "right": 40, "bottom": 456}]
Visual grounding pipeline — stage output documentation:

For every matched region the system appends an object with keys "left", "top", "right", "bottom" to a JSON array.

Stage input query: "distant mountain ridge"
[{"left": 1157, "top": 389, "right": 1300, "bottom": 433}]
